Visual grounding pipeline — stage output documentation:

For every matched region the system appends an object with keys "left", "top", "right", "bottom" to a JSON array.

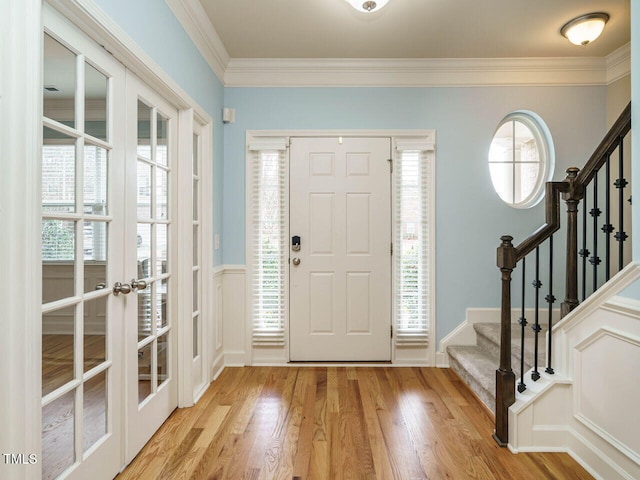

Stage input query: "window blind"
[
  {"left": 249, "top": 140, "right": 287, "bottom": 346},
  {"left": 394, "top": 143, "right": 432, "bottom": 346},
  {"left": 42, "top": 144, "right": 107, "bottom": 262}
]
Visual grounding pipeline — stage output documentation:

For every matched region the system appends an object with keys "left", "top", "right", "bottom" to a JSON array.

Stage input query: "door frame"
[
  {"left": 245, "top": 129, "right": 437, "bottom": 367},
  {"left": 1, "top": 1, "right": 215, "bottom": 477}
]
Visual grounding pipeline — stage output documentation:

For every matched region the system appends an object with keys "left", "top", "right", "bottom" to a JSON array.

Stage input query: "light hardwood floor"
[{"left": 117, "top": 366, "right": 592, "bottom": 480}]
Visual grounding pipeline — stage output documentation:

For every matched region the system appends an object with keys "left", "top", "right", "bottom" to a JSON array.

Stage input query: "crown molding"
[
  {"left": 163, "top": 1, "right": 629, "bottom": 88},
  {"left": 224, "top": 56, "right": 616, "bottom": 88},
  {"left": 605, "top": 42, "right": 631, "bottom": 85},
  {"left": 164, "top": 0, "right": 229, "bottom": 83}
]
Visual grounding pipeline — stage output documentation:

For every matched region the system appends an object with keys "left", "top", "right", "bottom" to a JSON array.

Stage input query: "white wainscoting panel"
[
  {"left": 508, "top": 263, "right": 640, "bottom": 480},
  {"left": 222, "top": 265, "right": 247, "bottom": 366}
]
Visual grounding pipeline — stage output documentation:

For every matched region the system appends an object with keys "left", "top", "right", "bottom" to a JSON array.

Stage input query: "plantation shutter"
[
  {"left": 249, "top": 138, "right": 287, "bottom": 346},
  {"left": 393, "top": 139, "right": 434, "bottom": 346}
]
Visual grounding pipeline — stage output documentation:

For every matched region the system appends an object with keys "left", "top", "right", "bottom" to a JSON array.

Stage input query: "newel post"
[
  {"left": 561, "top": 167, "right": 583, "bottom": 317},
  {"left": 494, "top": 235, "right": 517, "bottom": 446}
]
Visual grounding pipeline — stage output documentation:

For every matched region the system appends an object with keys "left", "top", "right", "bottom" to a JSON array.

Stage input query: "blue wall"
[
  {"left": 223, "top": 86, "right": 607, "bottom": 341},
  {"left": 87, "top": 0, "right": 613, "bottom": 342},
  {"left": 93, "top": 0, "right": 225, "bottom": 265}
]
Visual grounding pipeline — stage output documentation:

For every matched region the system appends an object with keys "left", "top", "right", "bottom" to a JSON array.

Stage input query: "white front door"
[
  {"left": 289, "top": 137, "right": 392, "bottom": 361},
  {"left": 124, "top": 72, "right": 179, "bottom": 462}
]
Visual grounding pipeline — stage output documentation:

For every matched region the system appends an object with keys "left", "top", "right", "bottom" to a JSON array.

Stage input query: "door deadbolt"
[{"left": 292, "top": 235, "right": 301, "bottom": 251}]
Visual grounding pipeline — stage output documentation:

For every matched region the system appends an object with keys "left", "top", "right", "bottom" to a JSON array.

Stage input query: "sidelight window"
[
  {"left": 249, "top": 139, "right": 288, "bottom": 346},
  {"left": 393, "top": 141, "right": 434, "bottom": 346}
]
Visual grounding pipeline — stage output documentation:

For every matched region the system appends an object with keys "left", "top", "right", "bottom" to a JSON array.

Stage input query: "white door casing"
[{"left": 289, "top": 137, "right": 392, "bottom": 361}]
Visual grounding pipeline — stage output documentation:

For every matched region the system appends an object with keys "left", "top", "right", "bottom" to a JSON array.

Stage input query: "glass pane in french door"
[
  {"left": 40, "top": 12, "right": 124, "bottom": 478},
  {"left": 135, "top": 98, "right": 172, "bottom": 406}
]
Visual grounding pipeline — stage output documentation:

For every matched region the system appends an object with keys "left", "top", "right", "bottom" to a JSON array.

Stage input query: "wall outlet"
[{"left": 214, "top": 234, "right": 220, "bottom": 250}]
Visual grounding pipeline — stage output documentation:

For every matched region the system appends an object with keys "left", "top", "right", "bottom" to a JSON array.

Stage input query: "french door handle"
[
  {"left": 113, "top": 282, "right": 132, "bottom": 296},
  {"left": 131, "top": 278, "right": 148, "bottom": 291}
]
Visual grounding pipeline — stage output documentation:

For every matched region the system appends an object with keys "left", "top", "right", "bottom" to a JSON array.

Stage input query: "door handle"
[
  {"left": 292, "top": 257, "right": 301, "bottom": 266},
  {"left": 113, "top": 282, "right": 132, "bottom": 296},
  {"left": 131, "top": 278, "right": 148, "bottom": 291}
]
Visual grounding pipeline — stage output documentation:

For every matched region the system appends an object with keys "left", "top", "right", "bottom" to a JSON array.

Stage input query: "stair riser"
[{"left": 448, "top": 355, "right": 495, "bottom": 414}]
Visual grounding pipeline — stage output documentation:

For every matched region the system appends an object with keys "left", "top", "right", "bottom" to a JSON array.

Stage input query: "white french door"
[
  {"left": 41, "top": 6, "right": 125, "bottom": 480},
  {"left": 41, "top": 6, "right": 180, "bottom": 478},
  {"left": 124, "top": 72, "right": 179, "bottom": 462},
  {"left": 289, "top": 137, "right": 392, "bottom": 361}
]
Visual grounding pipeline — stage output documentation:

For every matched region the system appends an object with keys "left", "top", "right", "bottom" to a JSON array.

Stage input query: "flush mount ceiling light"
[
  {"left": 560, "top": 12, "right": 609, "bottom": 46},
  {"left": 345, "top": 0, "right": 389, "bottom": 13}
]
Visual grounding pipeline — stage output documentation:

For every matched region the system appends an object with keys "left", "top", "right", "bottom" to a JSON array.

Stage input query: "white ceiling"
[{"left": 199, "top": 0, "right": 630, "bottom": 59}]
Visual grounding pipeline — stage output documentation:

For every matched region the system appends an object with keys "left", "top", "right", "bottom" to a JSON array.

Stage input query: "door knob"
[
  {"left": 131, "top": 278, "right": 148, "bottom": 291},
  {"left": 292, "top": 257, "right": 301, "bottom": 266},
  {"left": 113, "top": 282, "right": 132, "bottom": 295}
]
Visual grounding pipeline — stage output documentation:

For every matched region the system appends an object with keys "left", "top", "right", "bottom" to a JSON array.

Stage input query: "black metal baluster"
[
  {"left": 615, "top": 136, "right": 628, "bottom": 271},
  {"left": 531, "top": 247, "right": 541, "bottom": 382},
  {"left": 579, "top": 189, "right": 589, "bottom": 302},
  {"left": 602, "top": 155, "right": 613, "bottom": 281},
  {"left": 518, "top": 257, "right": 527, "bottom": 393},
  {"left": 545, "top": 236, "right": 555, "bottom": 375},
  {"left": 590, "top": 172, "right": 601, "bottom": 293}
]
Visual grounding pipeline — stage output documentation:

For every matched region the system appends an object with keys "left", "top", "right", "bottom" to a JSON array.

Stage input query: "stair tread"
[{"left": 474, "top": 322, "right": 548, "bottom": 371}]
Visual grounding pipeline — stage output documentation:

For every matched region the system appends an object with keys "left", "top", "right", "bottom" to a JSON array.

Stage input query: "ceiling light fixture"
[
  {"left": 560, "top": 12, "right": 609, "bottom": 46},
  {"left": 345, "top": 0, "right": 389, "bottom": 13}
]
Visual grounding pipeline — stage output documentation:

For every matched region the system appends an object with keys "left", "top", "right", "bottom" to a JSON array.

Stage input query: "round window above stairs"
[{"left": 488, "top": 111, "right": 555, "bottom": 209}]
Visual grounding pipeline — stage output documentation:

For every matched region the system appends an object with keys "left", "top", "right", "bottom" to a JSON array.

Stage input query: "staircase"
[
  {"left": 442, "top": 103, "right": 632, "bottom": 446},
  {"left": 446, "top": 322, "right": 546, "bottom": 414},
  {"left": 489, "top": 102, "right": 631, "bottom": 446}
]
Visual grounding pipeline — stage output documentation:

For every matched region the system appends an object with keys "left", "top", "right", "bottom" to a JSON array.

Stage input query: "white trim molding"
[
  {"left": 0, "top": 0, "right": 44, "bottom": 476},
  {"left": 224, "top": 55, "right": 629, "bottom": 88},
  {"left": 606, "top": 43, "right": 631, "bottom": 85}
]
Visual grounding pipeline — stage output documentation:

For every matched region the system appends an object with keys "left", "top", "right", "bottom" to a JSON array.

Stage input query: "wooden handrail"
[
  {"left": 577, "top": 102, "right": 631, "bottom": 186},
  {"left": 514, "top": 180, "right": 568, "bottom": 262},
  {"left": 511, "top": 101, "right": 631, "bottom": 263},
  {"left": 494, "top": 101, "right": 632, "bottom": 447}
]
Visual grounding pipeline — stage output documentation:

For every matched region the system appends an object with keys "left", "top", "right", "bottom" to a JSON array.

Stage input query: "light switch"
[{"left": 214, "top": 234, "right": 220, "bottom": 250}]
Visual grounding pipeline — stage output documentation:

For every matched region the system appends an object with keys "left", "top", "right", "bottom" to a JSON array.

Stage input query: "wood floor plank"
[
  {"left": 356, "top": 368, "right": 395, "bottom": 480},
  {"left": 118, "top": 367, "right": 594, "bottom": 480}
]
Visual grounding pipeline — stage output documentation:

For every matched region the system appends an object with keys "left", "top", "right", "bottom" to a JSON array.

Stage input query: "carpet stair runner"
[{"left": 447, "top": 322, "right": 547, "bottom": 414}]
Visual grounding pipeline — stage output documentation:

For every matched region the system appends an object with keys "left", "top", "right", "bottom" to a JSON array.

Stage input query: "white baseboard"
[
  {"left": 224, "top": 350, "right": 247, "bottom": 366},
  {"left": 210, "top": 352, "right": 225, "bottom": 381},
  {"left": 511, "top": 425, "right": 636, "bottom": 480}
]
